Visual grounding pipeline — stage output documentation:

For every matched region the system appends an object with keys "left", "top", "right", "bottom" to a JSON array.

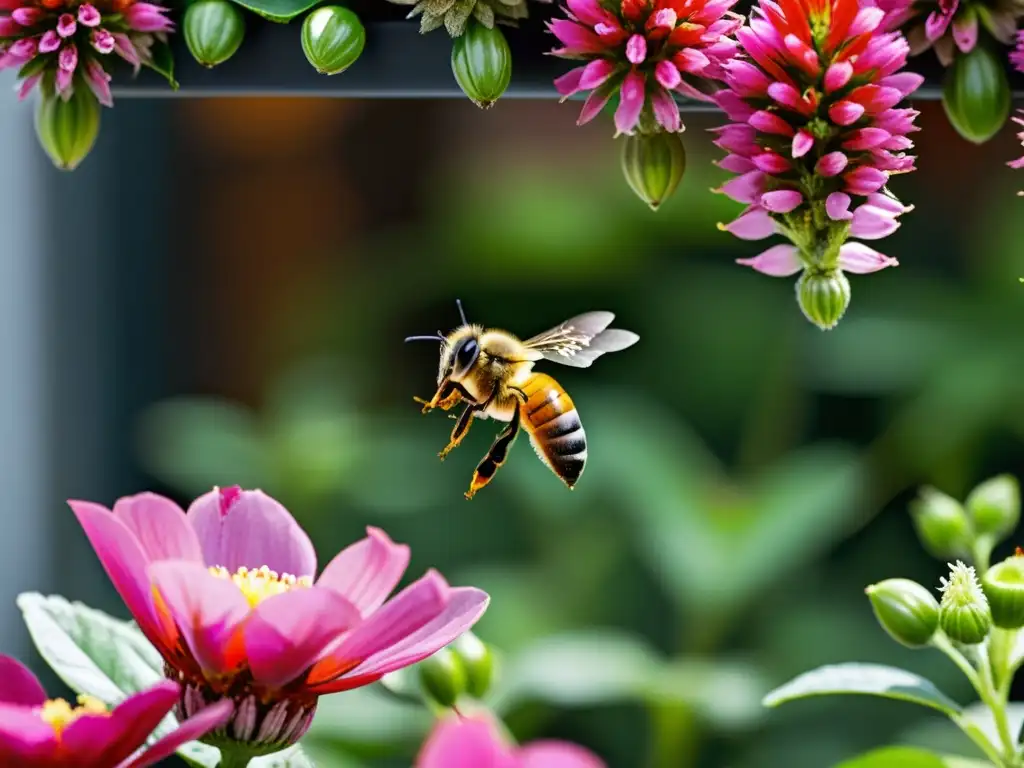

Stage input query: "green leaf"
[
  {"left": 144, "top": 39, "right": 178, "bottom": 89},
  {"left": 228, "top": 0, "right": 319, "bottom": 23},
  {"left": 763, "top": 663, "right": 962, "bottom": 716},
  {"left": 834, "top": 746, "right": 990, "bottom": 768}
]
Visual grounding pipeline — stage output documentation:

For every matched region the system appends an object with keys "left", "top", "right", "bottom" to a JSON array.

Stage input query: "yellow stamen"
[
  {"left": 39, "top": 695, "right": 108, "bottom": 735},
  {"left": 209, "top": 565, "right": 312, "bottom": 607}
]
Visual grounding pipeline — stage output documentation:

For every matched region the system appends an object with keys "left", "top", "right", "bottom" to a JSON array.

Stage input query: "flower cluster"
[
  {"left": 550, "top": 0, "right": 743, "bottom": 135},
  {"left": 70, "top": 486, "right": 489, "bottom": 759},
  {"left": 713, "top": 0, "right": 922, "bottom": 328},
  {"left": 0, "top": 0, "right": 172, "bottom": 105},
  {"left": 0, "top": 653, "right": 231, "bottom": 767}
]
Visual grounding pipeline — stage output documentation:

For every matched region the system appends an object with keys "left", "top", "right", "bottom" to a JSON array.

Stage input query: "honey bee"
[{"left": 406, "top": 301, "right": 639, "bottom": 500}]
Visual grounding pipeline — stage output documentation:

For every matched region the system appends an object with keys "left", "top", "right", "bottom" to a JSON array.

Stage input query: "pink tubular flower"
[
  {"left": 416, "top": 714, "right": 605, "bottom": 768},
  {"left": 0, "top": 654, "right": 231, "bottom": 767},
  {"left": 550, "top": 0, "right": 744, "bottom": 135},
  {"left": 0, "top": 0, "right": 173, "bottom": 104},
  {"left": 714, "top": 0, "right": 917, "bottom": 321},
  {"left": 69, "top": 486, "right": 490, "bottom": 756}
]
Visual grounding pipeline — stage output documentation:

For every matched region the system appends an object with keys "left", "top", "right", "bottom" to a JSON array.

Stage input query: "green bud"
[
  {"left": 939, "top": 560, "right": 992, "bottom": 644},
  {"left": 450, "top": 631, "right": 495, "bottom": 699},
  {"left": 942, "top": 42, "right": 1011, "bottom": 144},
  {"left": 620, "top": 131, "right": 687, "bottom": 211},
  {"left": 796, "top": 269, "right": 850, "bottom": 330},
  {"left": 983, "top": 551, "right": 1024, "bottom": 629},
  {"left": 966, "top": 474, "right": 1020, "bottom": 540},
  {"left": 910, "top": 486, "right": 973, "bottom": 558},
  {"left": 451, "top": 20, "right": 511, "bottom": 109},
  {"left": 417, "top": 646, "right": 467, "bottom": 708},
  {"left": 34, "top": 88, "right": 101, "bottom": 172},
  {"left": 865, "top": 578, "right": 940, "bottom": 648},
  {"left": 184, "top": 0, "right": 245, "bottom": 68},
  {"left": 301, "top": 5, "right": 366, "bottom": 76}
]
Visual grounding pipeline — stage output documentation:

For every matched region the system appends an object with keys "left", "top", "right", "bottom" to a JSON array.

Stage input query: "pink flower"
[
  {"left": 1012, "top": 30, "right": 1024, "bottom": 74},
  {"left": 70, "top": 486, "right": 490, "bottom": 755},
  {"left": 0, "top": 653, "right": 231, "bottom": 767},
  {"left": 0, "top": 0, "right": 173, "bottom": 104},
  {"left": 714, "top": 0, "right": 916, "bottom": 313},
  {"left": 1007, "top": 111, "right": 1024, "bottom": 185},
  {"left": 416, "top": 714, "right": 605, "bottom": 768},
  {"left": 550, "top": 0, "right": 743, "bottom": 135}
]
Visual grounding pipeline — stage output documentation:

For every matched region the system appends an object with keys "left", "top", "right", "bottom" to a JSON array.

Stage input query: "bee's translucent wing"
[{"left": 522, "top": 311, "right": 639, "bottom": 368}]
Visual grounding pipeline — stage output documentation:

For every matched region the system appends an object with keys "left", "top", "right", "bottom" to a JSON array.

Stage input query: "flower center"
[
  {"left": 209, "top": 565, "right": 312, "bottom": 607},
  {"left": 38, "top": 695, "right": 108, "bottom": 735}
]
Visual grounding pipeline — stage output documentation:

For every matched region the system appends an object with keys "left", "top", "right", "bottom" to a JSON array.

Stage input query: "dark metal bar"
[{"left": 110, "top": 15, "right": 1024, "bottom": 100}]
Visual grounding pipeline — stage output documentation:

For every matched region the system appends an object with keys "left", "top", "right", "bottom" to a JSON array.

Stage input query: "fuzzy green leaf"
[{"left": 763, "top": 663, "right": 962, "bottom": 716}]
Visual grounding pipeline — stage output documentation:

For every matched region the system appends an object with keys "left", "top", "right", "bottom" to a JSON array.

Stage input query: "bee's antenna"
[
  {"left": 404, "top": 335, "right": 445, "bottom": 344},
  {"left": 456, "top": 298, "right": 468, "bottom": 326}
]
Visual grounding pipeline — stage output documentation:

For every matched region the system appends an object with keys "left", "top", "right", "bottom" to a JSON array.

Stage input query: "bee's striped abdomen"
[{"left": 519, "top": 373, "right": 587, "bottom": 487}]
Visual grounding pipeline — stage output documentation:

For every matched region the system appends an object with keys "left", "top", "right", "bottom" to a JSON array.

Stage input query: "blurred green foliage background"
[{"left": 89, "top": 98, "right": 1024, "bottom": 767}]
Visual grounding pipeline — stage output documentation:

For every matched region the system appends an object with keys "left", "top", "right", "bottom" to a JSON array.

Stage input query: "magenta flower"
[
  {"left": 550, "top": 0, "right": 743, "bottom": 135},
  {"left": 1007, "top": 110, "right": 1024, "bottom": 179},
  {"left": 416, "top": 714, "right": 605, "bottom": 768},
  {"left": 0, "top": 653, "right": 231, "bottom": 767},
  {"left": 69, "top": 486, "right": 490, "bottom": 756},
  {"left": 0, "top": 0, "right": 173, "bottom": 105},
  {"left": 713, "top": 0, "right": 919, "bottom": 322}
]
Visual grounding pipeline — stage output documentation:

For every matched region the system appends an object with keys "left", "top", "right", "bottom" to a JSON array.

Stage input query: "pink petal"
[
  {"left": 816, "top": 151, "right": 849, "bottom": 176},
  {"left": 828, "top": 100, "right": 864, "bottom": 125},
  {"left": 549, "top": 20, "right": 605, "bottom": 54},
  {"left": 416, "top": 716, "right": 514, "bottom": 768},
  {"left": 68, "top": 501, "right": 169, "bottom": 652},
  {"left": 148, "top": 560, "right": 251, "bottom": 676},
  {"left": 654, "top": 59, "right": 680, "bottom": 89},
  {"left": 61, "top": 681, "right": 179, "bottom": 766},
  {"left": 614, "top": 70, "right": 646, "bottom": 136},
  {"left": 848, "top": 6, "right": 885, "bottom": 35},
  {"left": 625, "top": 33, "right": 646, "bottom": 64},
  {"left": 749, "top": 109, "right": 795, "bottom": 136},
  {"left": 579, "top": 59, "right": 615, "bottom": 89},
  {"left": 838, "top": 242, "right": 900, "bottom": 273},
  {"left": 878, "top": 71, "right": 924, "bottom": 96},
  {"left": 952, "top": 11, "right": 977, "bottom": 52},
  {"left": 713, "top": 123, "right": 758, "bottom": 155},
  {"left": 308, "top": 572, "right": 489, "bottom": 692},
  {"left": 39, "top": 30, "right": 61, "bottom": 53},
  {"left": 843, "top": 166, "right": 888, "bottom": 195},
  {"left": 715, "top": 90, "right": 754, "bottom": 121},
  {"left": 84, "top": 58, "right": 113, "bottom": 107},
  {"left": 127, "top": 699, "right": 234, "bottom": 768},
  {"left": 0, "top": 656, "right": 46, "bottom": 706},
  {"left": 841, "top": 127, "right": 891, "bottom": 150},
  {"left": 112, "top": 493, "right": 203, "bottom": 564},
  {"left": 716, "top": 170, "right": 766, "bottom": 203},
  {"left": 735, "top": 244, "right": 803, "bottom": 277},
  {"left": 186, "top": 487, "right": 317, "bottom": 578},
  {"left": 78, "top": 2, "right": 101, "bottom": 25},
  {"left": 245, "top": 587, "right": 361, "bottom": 688},
  {"left": 866, "top": 191, "right": 912, "bottom": 215},
  {"left": 520, "top": 742, "right": 606, "bottom": 768},
  {"left": 752, "top": 151, "right": 790, "bottom": 173},
  {"left": 16, "top": 72, "right": 42, "bottom": 100},
  {"left": 792, "top": 129, "right": 813, "bottom": 157},
  {"left": 554, "top": 67, "right": 586, "bottom": 98},
  {"left": 577, "top": 86, "right": 613, "bottom": 125},
  {"left": 0, "top": 703, "right": 59, "bottom": 762},
  {"left": 850, "top": 204, "right": 901, "bottom": 239},
  {"left": 716, "top": 153, "right": 756, "bottom": 173},
  {"left": 760, "top": 189, "right": 803, "bottom": 213},
  {"left": 673, "top": 47, "right": 709, "bottom": 74},
  {"left": 717, "top": 206, "right": 776, "bottom": 240},
  {"left": 826, "top": 191, "right": 853, "bottom": 220},
  {"left": 766, "top": 81, "right": 800, "bottom": 109},
  {"left": 317, "top": 527, "right": 410, "bottom": 615},
  {"left": 566, "top": 0, "right": 611, "bottom": 26},
  {"left": 924, "top": 8, "right": 952, "bottom": 40},
  {"left": 651, "top": 87, "right": 681, "bottom": 133},
  {"left": 824, "top": 61, "right": 853, "bottom": 92},
  {"left": 56, "top": 12, "right": 76, "bottom": 36}
]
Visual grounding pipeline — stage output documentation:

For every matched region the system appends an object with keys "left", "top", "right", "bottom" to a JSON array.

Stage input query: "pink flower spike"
[
  {"left": 655, "top": 59, "right": 681, "bottom": 90},
  {"left": 816, "top": 151, "right": 849, "bottom": 177},
  {"left": 626, "top": 33, "right": 647, "bottom": 64},
  {"left": 736, "top": 244, "right": 804, "bottom": 277},
  {"left": 824, "top": 61, "right": 853, "bottom": 92},
  {"left": 718, "top": 206, "right": 776, "bottom": 240},
  {"left": 761, "top": 189, "right": 804, "bottom": 213},
  {"left": 614, "top": 69, "right": 646, "bottom": 135},
  {"left": 57, "top": 12, "right": 76, "bottom": 37},
  {"left": 826, "top": 191, "right": 853, "bottom": 221},
  {"left": 78, "top": 3, "right": 101, "bottom": 26},
  {"left": 716, "top": 169, "right": 766, "bottom": 203},
  {"left": 39, "top": 31, "right": 61, "bottom": 53},
  {"left": 792, "top": 129, "right": 814, "bottom": 158},
  {"left": 838, "top": 242, "right": 899, "bottom": 273},
  {"left": 828, "top": 100, "right": 865, "bottom": 125},
  {"left": 850, "top": 204, "right": 901, "bottom": 239}
]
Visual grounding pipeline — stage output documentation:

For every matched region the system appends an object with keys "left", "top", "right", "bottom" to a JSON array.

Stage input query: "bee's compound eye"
[{"left": 456, "top": 338, "right": 479, "bottom": 370}]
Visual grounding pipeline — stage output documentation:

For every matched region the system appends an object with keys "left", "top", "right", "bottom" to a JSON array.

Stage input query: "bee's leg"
[
  {"left": 465, "top": 405, "right": 521, "bottom": 500},
  {"left": 415, "top": 379, "right": 463, "bottom": 414},
  {"left": 438, "top": 386, "right": 498, "bottom": 461}
]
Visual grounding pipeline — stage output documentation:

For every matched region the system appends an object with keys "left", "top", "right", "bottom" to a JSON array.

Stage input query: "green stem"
[
  {"left": 974, "top": 537, "right": 994, "bottom": 573},
  {"left": 990, "top": 627, "right": 1018, "bottom": 697},
  {"left": 975, "top": 645, "right": 1016, "bottom": 761},
  {"left": 648, "top": 702, "right": 699, "bottom": 768},
  {"left": 952, "top": 713, "right": 1011, "bottom": 767},
  {"left": 218, "top": 750, "right": 254, "bottom": 768}
]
